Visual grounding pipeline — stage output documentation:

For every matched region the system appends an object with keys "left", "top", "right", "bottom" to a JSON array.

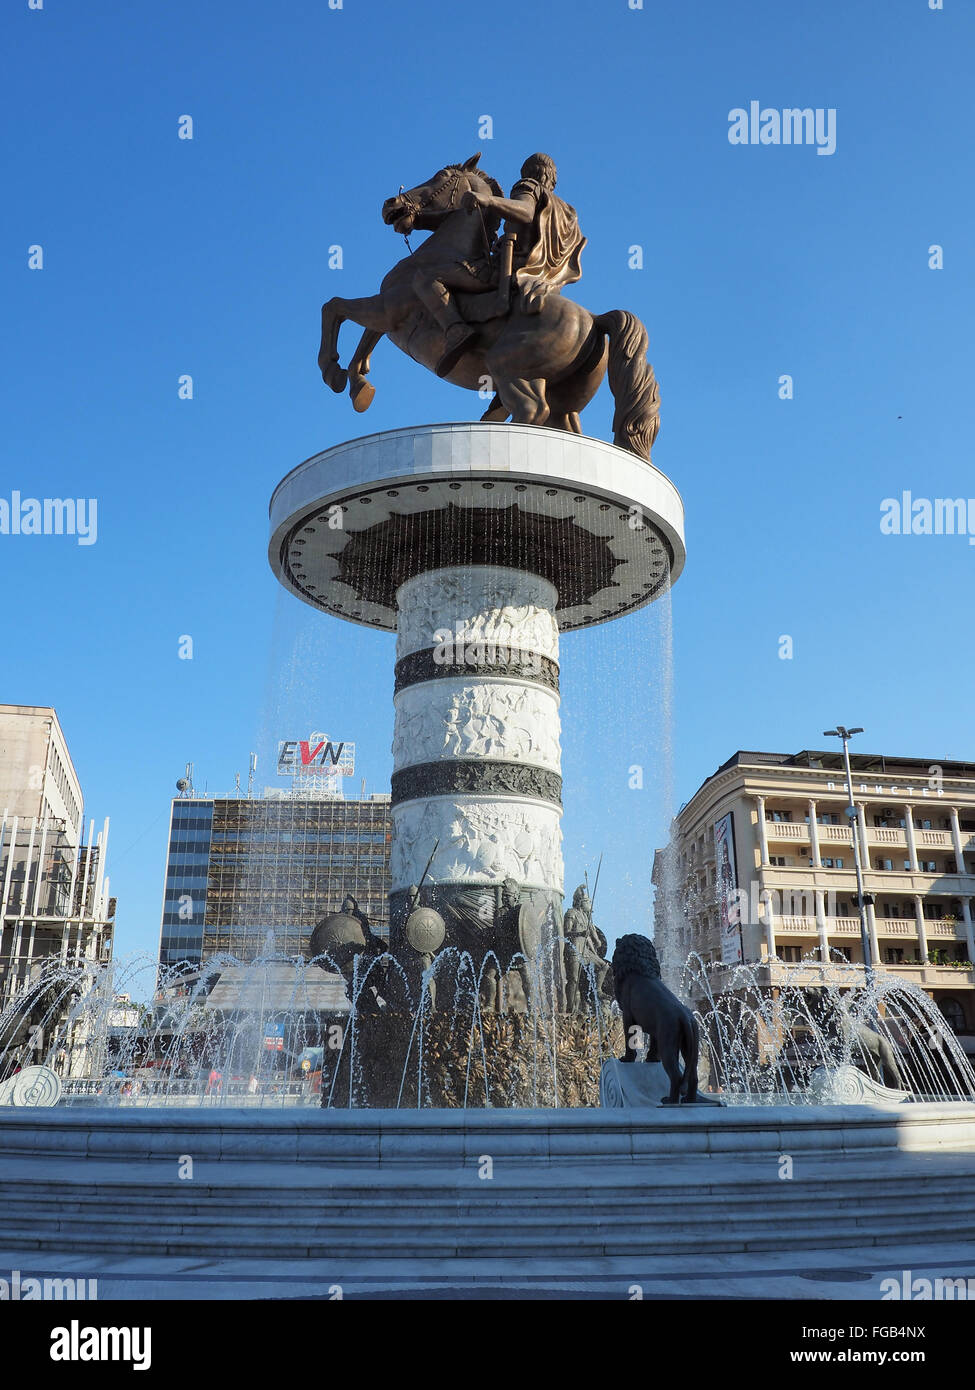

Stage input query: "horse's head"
[{"left": 382, "top": 153, "right": 503, "bottom": 237}]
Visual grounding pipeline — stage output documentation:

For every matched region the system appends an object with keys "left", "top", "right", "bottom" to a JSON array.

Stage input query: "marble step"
[
  {"left": 4, "top": 1213, "right": 972, "bottom": 1260},
  {"left": 5, "top": 1201, "right": 973, "bottom": 1239},
  {"left": 2, "top": 1156, "right": 971, "bottom": 1201},
  {"left": 1, "top": 1176, "right": 970, "bottom": 1220},
  {"left": 4, "top": 1103, "right": 973, "bottom": 1165}
]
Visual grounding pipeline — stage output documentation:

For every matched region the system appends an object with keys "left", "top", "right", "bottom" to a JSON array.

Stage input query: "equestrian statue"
[{"left": 318, "top": 153, "right": 661, "bottom": 461}]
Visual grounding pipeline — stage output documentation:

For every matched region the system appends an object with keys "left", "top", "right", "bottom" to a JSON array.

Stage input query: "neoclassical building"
[{"left": 653, "top": 748, "right": 975, "bottom": 1045}]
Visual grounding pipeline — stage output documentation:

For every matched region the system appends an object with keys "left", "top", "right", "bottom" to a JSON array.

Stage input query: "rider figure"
[{"left": 420, "top": 153, "right": 586, "bottom": 379}]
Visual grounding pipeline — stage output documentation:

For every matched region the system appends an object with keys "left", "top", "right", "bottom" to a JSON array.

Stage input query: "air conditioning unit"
[{"left": 882, "top": 808, "right": 895, "bottom": 818}]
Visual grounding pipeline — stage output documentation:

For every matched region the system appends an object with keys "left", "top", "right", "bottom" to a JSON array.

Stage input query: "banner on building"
[{"left": 714, "top": 811, "right": 743, "bottom": 963}]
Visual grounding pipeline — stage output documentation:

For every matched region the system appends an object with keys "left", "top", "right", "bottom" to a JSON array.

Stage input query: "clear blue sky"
[{"left": 2, "top": 0, "right": 972, "bottom": 964}]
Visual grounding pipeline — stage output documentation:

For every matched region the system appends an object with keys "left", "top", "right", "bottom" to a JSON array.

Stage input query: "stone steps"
[
  {"left": 4, "top": 1171, "right": 975, "bottom": 1259},
  {"left": 3, "top": 1104, "right": 975, "bottom": 1267},
  {"left": 2, "top": 1100, "right": 973, "bottom": 1165},
  {"left": 5, "top": 1202, "right": 974, "bottom": 1238},
  {"left": 1, "top": 1173, "right": 970, "bottom": 1215},
  {"left": 4, "top": 1213, "right": 974, "bottom": 1260}
]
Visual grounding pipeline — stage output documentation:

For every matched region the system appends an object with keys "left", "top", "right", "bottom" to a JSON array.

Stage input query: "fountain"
[{"left": 3, "top": 149, "right": 975, "bottom": 1295}]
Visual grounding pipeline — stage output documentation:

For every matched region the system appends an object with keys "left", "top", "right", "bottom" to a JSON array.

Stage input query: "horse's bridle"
[{"left": 396, "top": 167, "right": 488, "bottom": 255}]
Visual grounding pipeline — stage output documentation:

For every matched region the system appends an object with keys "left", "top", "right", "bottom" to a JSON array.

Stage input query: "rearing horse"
[{"left": 317, "top": 156, "right": 661, "bottom": 461}]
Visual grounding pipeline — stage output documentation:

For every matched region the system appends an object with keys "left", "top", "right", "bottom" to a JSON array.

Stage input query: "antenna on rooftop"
[{"left": 176, "top": 762, "right": 196, "bottom": 798}]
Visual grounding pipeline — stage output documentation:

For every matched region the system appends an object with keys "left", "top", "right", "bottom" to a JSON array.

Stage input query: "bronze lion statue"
[
  {"left": 612, "top": 934, "right": 700, "bottom": 1105},
  {"left": 802, "top": 987, "right": 905, "bottom": 1091}
]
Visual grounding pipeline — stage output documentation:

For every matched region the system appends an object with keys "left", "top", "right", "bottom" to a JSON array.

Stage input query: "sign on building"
[
  {"left": 276, "top": 735, "right": 355, "bottom": 778},
  {"left": 714, "top": 811, "right": 743, "bottom": 964}
]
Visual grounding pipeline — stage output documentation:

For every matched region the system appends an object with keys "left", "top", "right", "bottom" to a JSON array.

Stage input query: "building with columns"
[
  {"left": 653, "top": 748, "right": 975, "bottom": 1048},
  {"left": 0, "top": 704, "right": 116, "bottom": 1073}
]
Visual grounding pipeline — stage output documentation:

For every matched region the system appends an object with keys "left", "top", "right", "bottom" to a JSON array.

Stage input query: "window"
[
  {"left": 939, "top": 998, "right": 966, "bottom": 1034},
  {"left": 768, "top": 810, "right": 792, "bottom": 822},
  {"left": 769, "top": 855, "right": 787, "bottom": 867},
  {"left": 877, "top": 858, "right": 894, "bottom": 872},
  {"left": 919, "top": 860, "right": 937, "bottom": 873},
  {"left": 883, "top": 948, "right": 904, "bottom": 964},
  {"left": 819, "top": 857, "right": 844, "bottom": 869},
  {"left": 779, "top": 946, "right": 801, "bottom": 963}
]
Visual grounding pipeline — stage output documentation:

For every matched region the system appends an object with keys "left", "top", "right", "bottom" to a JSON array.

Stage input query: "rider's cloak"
[{"left": 514, "top": 190, "right": 586, "bottom": 314}]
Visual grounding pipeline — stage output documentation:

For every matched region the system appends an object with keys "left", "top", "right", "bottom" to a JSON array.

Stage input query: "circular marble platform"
[{"left": 268, "top": 422, "right": 685, "bottom": 632}]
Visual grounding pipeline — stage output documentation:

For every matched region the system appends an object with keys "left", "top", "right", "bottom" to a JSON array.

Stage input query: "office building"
[
  {"left": 0, "top": 704, "right": 115, "bottom": 1064},
  {"left": 653, "top": 748, "right": 975, "bottom": 1043},
  {"left": 158, "top": 787, "right": 392, "bottom": 971}
]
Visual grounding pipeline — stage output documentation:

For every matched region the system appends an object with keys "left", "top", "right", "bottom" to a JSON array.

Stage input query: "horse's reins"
[{"left": 397, "top": 171, "right": 493, "bottom": 260}]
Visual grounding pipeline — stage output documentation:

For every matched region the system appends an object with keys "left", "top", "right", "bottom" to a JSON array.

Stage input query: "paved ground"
[{"left": 3, "top": 1242, "right": 975, "bottom": 1300}]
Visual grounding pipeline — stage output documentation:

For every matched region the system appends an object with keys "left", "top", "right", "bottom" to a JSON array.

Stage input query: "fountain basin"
[{"left": 3, "top": 1103, "right": 975, "bottom": 1296}]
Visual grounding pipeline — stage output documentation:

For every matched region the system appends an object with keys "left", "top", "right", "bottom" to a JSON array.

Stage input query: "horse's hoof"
[
  {"left": 351, "top": 381, "right": 375, "bottom": 413},
  {"left": 324, "top": 364, "right": 348, "bottom": 393}
]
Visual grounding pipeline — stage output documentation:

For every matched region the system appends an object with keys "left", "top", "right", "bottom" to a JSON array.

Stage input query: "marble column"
[
  {"left": 904, "top": 804, "right": 919, "bottom": 873},
  {"left": 815, "top": 886, "right": 830, "bottom": 963},
  {"left": 913, "top": 893, "right": 928, "bottom": 966},
  {"left": 762, "top": 888, "right": 777, "bottom": 960},
  {"left": 755, "top": 796, "right": 770, "bottom": 867},
  {"left": 950, "top": 807, "right": 967, "bottom": 875},
  {"left": 960, "top": 898, "right": 975, "bottom": 965},
  {"left": 808, "top": 799, "right": 822, "bottom": 869},
  {"left": 390, "top": 565, "right": 564, "bottom": 908},
  {"left": 866, "top": 899, "right": 881, "bottom": 970}
]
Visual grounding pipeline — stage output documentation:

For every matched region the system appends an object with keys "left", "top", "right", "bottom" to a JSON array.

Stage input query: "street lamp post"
[{"left": 824, "top": 726, "right": 874, "bottom": 988}]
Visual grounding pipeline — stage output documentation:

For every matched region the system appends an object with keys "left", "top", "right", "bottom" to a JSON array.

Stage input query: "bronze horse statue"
[{"left": 317, "top": 155, "right": 661, "bottom": 461}]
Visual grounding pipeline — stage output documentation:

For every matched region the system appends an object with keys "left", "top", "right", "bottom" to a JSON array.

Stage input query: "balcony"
[
  {"left": 760, "top": 960, "right": 974, "bottom": 990},
  {"left": 773, "top": 915, "right": 963, "bottom": 941},
  {"left": 768, "top": 822, "right": 959, "bottom": 852},
  {"left": 917, "top": 829, "right": 953, "bottom": 849},
  {"left": 880, "top": 962, "right": 975, "bottom": 988},
  {"left": 870, "top": 827, "right": 908, "bottom": 847},
  {"left": 776, "top": 915, "right": 863, "bottom": 935},
  {"left": 765, "top": 822, "right": 808, "bottom": 841}
]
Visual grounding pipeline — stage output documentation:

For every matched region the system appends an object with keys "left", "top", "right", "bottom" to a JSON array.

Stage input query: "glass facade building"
[
  {"left": 159, "top": 800, "right": 213, "bottom": 971},
  {"left": 158, "top": 793, "right": 392, "bottom": 971}
]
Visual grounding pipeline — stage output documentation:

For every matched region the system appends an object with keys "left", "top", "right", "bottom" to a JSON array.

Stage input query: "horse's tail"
[
  {"left": 594, "top": 310, "right": 660, "bottom": 462},
  {"left": 680, "top": 1011, "right": 699, "bottom": 1100}
]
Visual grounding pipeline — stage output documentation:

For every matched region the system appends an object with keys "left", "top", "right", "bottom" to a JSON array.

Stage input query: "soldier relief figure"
[
  {"left": 563, "top": 884, "right": 612, "bottom": 1013},
  {"left": 318, "top": 152, "right": 661, "bottom": 460}
]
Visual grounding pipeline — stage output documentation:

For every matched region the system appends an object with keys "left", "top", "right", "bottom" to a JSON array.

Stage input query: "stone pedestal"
[
  {"left": 390, "top": 564, "right": 564, "bottom": 948},
  {"left": 269, "top": 422, "right": 685, "bottom": 993}
]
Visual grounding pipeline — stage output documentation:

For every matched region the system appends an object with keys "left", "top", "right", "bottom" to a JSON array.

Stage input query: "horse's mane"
[
  {"left": 448, "top": 164, "right": 503, "bottom": 201},
  {"left": 447, "top": 164, "right": 504, "bottom": 237}
]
